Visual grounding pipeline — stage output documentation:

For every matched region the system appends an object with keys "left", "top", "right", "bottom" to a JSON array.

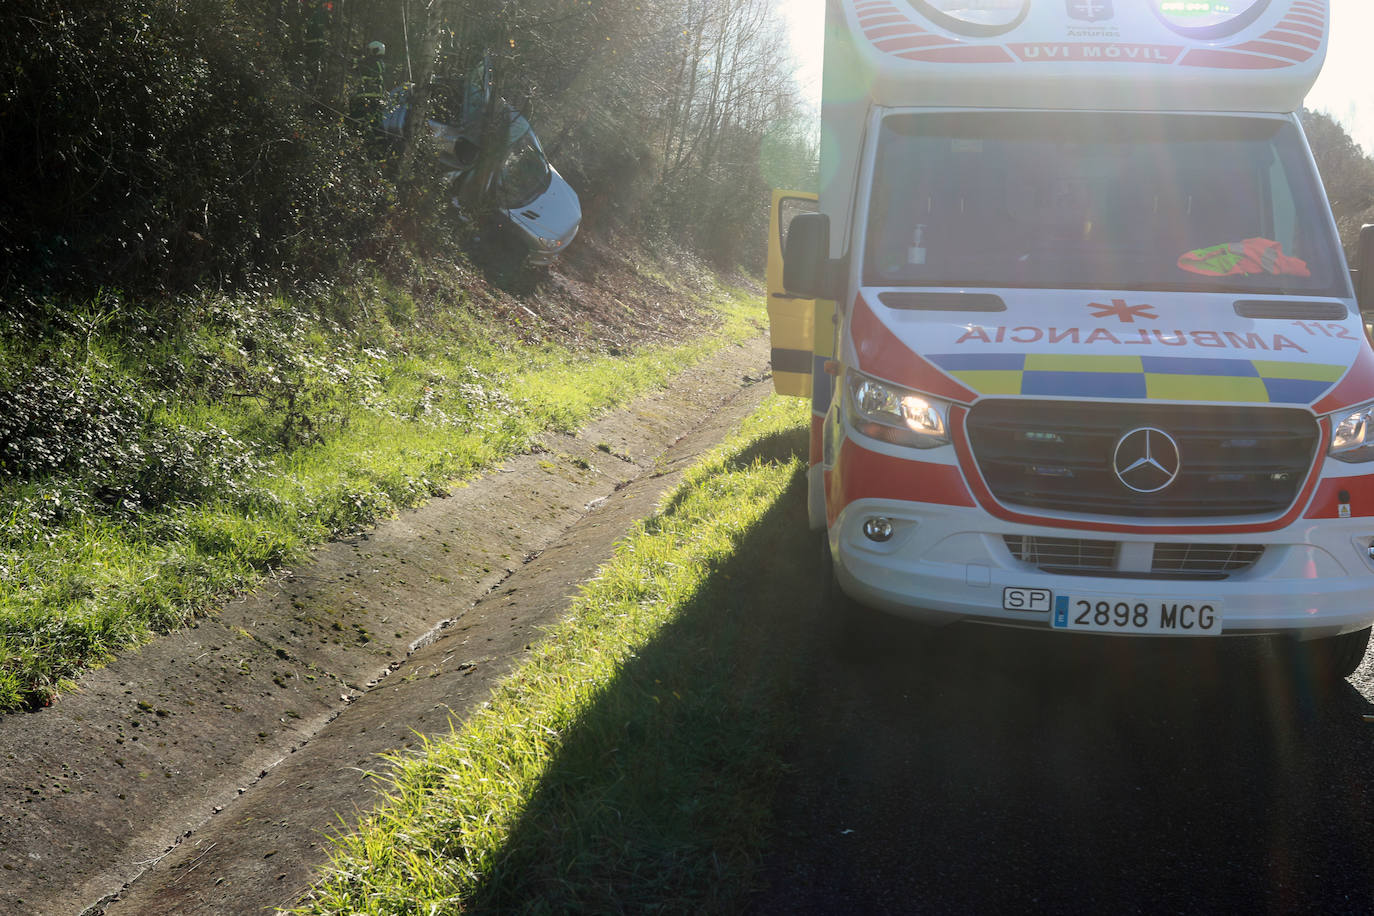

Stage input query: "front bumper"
[{"left": 831, "top": 497, "right": 1374, "bottom": 640}]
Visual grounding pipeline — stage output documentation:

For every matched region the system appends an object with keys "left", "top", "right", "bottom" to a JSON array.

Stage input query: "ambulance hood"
[{"left": 847, "top": 288, "right": 1374, "bottom": 415}]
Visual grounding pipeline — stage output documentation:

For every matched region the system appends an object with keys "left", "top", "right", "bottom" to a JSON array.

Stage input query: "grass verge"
[
  {"left": 288, "top": 395, "right": 818, "bottom": 914},
  {"left": 0, "top": 283, "right": 763, "bottom": 710}
]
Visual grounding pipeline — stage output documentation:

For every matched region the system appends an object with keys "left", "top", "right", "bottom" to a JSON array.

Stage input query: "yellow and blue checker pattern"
[{"left": 928, "top": 353, "right": 1346, "bottom": 404}]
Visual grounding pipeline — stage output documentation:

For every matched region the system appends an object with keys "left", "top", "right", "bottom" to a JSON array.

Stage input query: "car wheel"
[
  {"left": 1291, "top": 626, "right": 1371, "bottom": 683},
  {"left": 821, "top": 532, "right": 879, "bottom": 654}
]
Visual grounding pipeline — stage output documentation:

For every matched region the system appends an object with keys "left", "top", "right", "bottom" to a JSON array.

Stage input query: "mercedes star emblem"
[{"left": 1113, "top": 427, "right": 1181, "bottom": 494}]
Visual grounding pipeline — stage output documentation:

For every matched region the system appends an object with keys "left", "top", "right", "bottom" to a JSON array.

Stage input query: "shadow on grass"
[
  {"left": 465, "top": 426, "right": 824, "bottom": 913},
  {"left": 721, "top": 427, "right": 812, "bottom": 471}
]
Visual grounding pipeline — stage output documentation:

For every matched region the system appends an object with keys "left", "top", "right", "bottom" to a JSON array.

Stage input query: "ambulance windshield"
[{"left": 863, "top": 112, "right": 1346, "bottom": 297}]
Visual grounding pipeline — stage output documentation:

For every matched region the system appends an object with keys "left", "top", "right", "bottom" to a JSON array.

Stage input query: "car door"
[{"left": 766, "top": 190, "right": 819, "bottom": 397}]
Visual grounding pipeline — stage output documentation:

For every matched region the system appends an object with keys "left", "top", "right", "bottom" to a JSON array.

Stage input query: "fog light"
[
  {"left": 863, "top": 516, "right": 894, "bottom": 542},
  {"left": 1367, "top": 544, "right": 1374, "bottom": 562}
]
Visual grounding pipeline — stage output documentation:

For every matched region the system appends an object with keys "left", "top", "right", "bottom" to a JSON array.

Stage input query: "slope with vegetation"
[
  {"left": 0, "top": 0, "right": 816, "bottom": 710},
  {"left": 0, "top": 248, "right": 771, "bottom": 710}
]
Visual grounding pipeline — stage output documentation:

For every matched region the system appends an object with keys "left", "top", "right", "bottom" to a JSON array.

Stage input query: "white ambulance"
[{"left": 770, "top": 0, "right": 1374, "bottom": 679}]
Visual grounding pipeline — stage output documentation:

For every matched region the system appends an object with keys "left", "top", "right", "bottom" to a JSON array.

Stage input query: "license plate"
[{"left": 1052, "top": 595, "right": 1222, "bottom": 636}]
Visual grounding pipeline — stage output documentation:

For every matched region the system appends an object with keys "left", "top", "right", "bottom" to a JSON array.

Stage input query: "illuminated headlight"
[
  {"left": 847, "top": 370, "right": 950, "bottom": 449},
  {"left": 1329, "top": 401, "right": 1374, "bottom": 463}
]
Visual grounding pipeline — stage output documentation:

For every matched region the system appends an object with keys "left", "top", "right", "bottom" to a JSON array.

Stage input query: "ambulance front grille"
[
  {"left": 1004, "top": 535, "right": 1116, "bottom": 572},
  {"left": 967, "top": 400, "right": 1318, "bottom": 519},
  {"left": 1152, "top": 542, "right": 1265, "bottom": 574},
  {"left": 1004, "top": 536, "right": 1264, "bottom": 579}
]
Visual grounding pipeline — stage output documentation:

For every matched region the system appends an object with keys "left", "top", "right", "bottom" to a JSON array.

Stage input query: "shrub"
[{"left": 0, "top": 0, "right": 401, "bottom": 300}]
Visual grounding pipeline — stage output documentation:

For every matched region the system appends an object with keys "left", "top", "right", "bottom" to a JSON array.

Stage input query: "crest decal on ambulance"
[{"left": 1067, "top": 0, "right": 1113, "bottom": 22}]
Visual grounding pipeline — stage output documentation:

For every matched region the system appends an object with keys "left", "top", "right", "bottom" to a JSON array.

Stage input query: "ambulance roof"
[{"left": 836, "top": 0, "right": 1328, "bottom": 113}]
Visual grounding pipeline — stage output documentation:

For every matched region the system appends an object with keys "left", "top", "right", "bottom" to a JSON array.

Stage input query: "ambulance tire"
[
  {"left": 1301, "top": 626, "right": 1371, "bottom": 682},
  {"left": 821, "top": 533, "right": 880, "bottom": 655}
]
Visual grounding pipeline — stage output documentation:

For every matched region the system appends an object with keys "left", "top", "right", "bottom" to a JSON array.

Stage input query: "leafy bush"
[
  {"left": 0, "top": 358, "right": 264, "bottom": 545},
  {"left": 0, "top": 0, "right": 401, "bottom": 300},
  {"left": 0, "top": 362, "right": 144, "bottom": 482}
]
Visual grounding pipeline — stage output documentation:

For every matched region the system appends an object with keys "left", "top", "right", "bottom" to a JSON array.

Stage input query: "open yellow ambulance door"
[{"left": 766, "top": 190, "right": 819, "bottom": 397}]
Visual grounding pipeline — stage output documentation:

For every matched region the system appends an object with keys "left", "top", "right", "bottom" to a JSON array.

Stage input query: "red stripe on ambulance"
[
  {"left": 851, "top": 295, "right": 977, "bottom": 403},
  {"left": 1313, "top": 344, "right": 1374, "bottom": 415},
  {"left": 828, "top": 440, "right": 974, "bottom": 525},
  {"left": 1305, "top": 475, "right": 1374, "bottom": 519}
]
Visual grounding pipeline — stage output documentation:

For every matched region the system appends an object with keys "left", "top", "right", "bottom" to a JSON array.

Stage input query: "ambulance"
[{"left": 769, "top": 0, "right": 1374, "bottom": 679}]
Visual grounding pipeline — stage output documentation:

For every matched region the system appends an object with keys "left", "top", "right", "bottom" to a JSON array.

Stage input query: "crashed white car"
[{"left": 382, "top": 72, "right": 581, "bottom": 266}]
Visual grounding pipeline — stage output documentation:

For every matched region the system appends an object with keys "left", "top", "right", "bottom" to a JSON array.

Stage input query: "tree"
[{"left": 1302, "top": 109, "right": 1374, "bottom": 255}]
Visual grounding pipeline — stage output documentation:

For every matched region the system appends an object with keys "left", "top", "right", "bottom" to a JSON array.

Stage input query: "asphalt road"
[{"left": 756, "top": 601, "right": 1374, "bottom": 914}]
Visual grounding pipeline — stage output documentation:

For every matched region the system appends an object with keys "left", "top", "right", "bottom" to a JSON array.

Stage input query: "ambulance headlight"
[
  {"left": 1329, "top": 401, "right": 1374, "bottom": 463},
  {"left": 847, "top": 371, "right": 950, "bottom": 449}
]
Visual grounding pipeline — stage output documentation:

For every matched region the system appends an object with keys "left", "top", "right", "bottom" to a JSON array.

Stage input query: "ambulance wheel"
[
  {"left": 1302, "top": 627, "right": 1371, "bottom": 681},
  {"left": 821, "top": 533, "right": 877, "bottom": 652}
]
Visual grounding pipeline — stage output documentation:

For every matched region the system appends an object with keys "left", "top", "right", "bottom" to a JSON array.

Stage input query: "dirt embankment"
[{"left": 447, "top": 233, "right": 733, "bottom": 354}]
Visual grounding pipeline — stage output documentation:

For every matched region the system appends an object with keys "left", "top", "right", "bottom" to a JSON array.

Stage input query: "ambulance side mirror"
[
  {"left": 1356, "top": 224, "right": 1374, "bottom": 316},
  {"left": 783, "top": 212, "right": 844, "bottom": 301}
]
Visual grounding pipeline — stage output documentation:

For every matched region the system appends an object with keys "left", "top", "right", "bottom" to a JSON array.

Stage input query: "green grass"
[
  {"left": 288, "top": 395, "right": 818, "bottom": 915},
  {"left": 0, "top": 284, "right": 764, "bottom": 710}
]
